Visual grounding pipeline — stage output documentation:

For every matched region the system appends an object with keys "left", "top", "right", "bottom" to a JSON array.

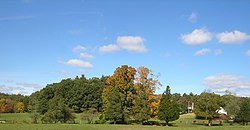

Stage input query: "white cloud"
[
  {"left": 0, "top": 80, "right": 43, "bottom": 95},
  {"left": 195, "top": 48, "right": 211, "bottom": 56},
  {"left": 246, "top": 50, "right": 250, "bottom": 57},
  {"left": 80, "top": 52, "right": 94, "bottom": 59},
  {"left": 99, "top": 36, "right": 147, "bottom": 53},
  {"left": 195, "top": 48, "right": 223, "bottom": 56},
  {"left": 99, "top": 44, "right": 120, "bottom": 53},
  {"left": 73, "top": 45, "right": 87, "bottom": 53},
  {"left": 60, "top": 46, "right": 94, "bottom": 69},
  {"left": 66, "top": 59, "right": 93, "bottom": 68},
  {"left": 117, "top": 36, "right": 147, "bottom": 52},
  {"left": 0, "top": 85, "right": 26, "bottom": 95},
  {"left": 188, "top": 12, "right": 197, "bottom": 23},
  {"left": 214, "top": 49, "right": 223, "bottom": 55},
  {"left": 217, "top": 30, "right": 250, "bottom": 44},
  {"left": 204, "top": 74, "right": 250, "bottom": 93},
  {"left": 181, "top": 28, "right": 212, "bottom": 45},
  {"left": 16, "top": 82, "right": 42, "bottom": 89}
]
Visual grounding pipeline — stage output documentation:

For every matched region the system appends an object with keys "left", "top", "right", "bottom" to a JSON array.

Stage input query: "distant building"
[
  {"left": 216, "top": 107, "right": 227, "bottom": 115},
  {"left": 213, "top": 107, "right": 228, "bottom": 122},
  {"left": 187, "top": 102, "right": 194, "bottom": 113}
]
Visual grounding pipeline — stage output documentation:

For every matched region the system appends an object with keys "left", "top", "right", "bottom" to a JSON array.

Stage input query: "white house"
[{"left": 216, "top": 107, "right": 227, "bottom": 115}]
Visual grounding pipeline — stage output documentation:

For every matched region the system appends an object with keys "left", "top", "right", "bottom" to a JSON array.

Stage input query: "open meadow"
[{"left": 1, "top": 113, "right": 250, "bottom": 130}]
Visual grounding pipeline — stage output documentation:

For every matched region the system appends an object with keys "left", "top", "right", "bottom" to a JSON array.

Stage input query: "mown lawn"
[
  {"left": 1, "top": 124, "right": 250, "bottom": 130},
  {"left": 0, "top": 113, "right": 32, "bottom": 124},
  {"left": 0, "top": 113, "right": 250, "bottom": 130}
]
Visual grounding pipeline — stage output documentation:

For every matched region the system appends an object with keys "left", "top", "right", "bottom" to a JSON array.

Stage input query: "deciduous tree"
[
  {"left": 235, "top": 97, "right": 250, "bottom": 125},
  {"left": 194, "top": 92, "right": 225, "bottom": 126},
  {"left": 132, "top": 66, "right": 161, "bottom": 123},
  {"left": 223, "top": 94, "right": 240, "bottom": 119},
  {"left": 102, "top": 65, "right": 136, "bottom": 124},
  {"left": 42, "top": 96, "right": 75, "bottom": 123},
  {"left": 0, "top": 98, "right": 14, "bottom": 113},
  {"left": 149, "top": 94, "right": 161, "bottom": 118},
  {"left": 15, "top": 101, "right": 25, "bottom": 113}
]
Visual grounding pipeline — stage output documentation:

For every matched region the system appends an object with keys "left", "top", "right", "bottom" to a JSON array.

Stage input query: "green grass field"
[
  {"left": 0, "top": 113, "right": 249, "bottom": 130},
  {"left": 1, "top": 124, "right": 250, "bottom": 130}
]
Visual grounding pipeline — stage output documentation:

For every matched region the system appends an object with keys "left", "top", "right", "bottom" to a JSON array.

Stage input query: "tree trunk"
[
  {"left": 208, "top": 119, "right": 212, "bottom": 126},
  {"left": 165, "top": 120, "right": 169, "bottom": 126}
]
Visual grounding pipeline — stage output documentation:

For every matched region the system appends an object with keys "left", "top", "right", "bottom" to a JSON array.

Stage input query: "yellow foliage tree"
[
  {"left": 28, "top": 104, "right": 33, "bottom": 112},
  {"left": 132, "top": 66, "right": 162, "bottom": 122},
  {"left": 15, "top": 102, "right": 25, "bottom": 113},
  {"left": 149, "top": 94, "right": 161, "bottom": 118}
]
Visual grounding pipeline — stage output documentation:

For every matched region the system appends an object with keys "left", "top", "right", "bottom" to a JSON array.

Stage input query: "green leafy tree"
[
  {"left": 235, "top": 97, "right": 250, "bottom": 125},
  {"left": 105, "top": 87, "right": 123, "bottom": 124},
  {"left": 158, "top": 86, "right": 180, "bottom": 126},
  {"left": 223, "top": 94, "right": 240, "bottom": 120},
  {"left": 30, "top": 75, "right": 106, "bottom": 114},
  {"left": 32, "top": 113, "right": 39, "bottom": 124},
  {"left": 37, "top": 85, "right": 55, "bottom": 114},
  {"left": 132, "top": 83, "right": 151, "bottom": 123},
  {"left": 81, "top": 108, "right": 98, "bottom": 124},
  {"left": 42, "top": 96, "right": 75, "bottom": 123},
  {"left": 173, "top": 93, "right": 197, "bottom": 114},
  {"left": 195, "top": 92, "right": 225, "bottom": 126},
  {"left": 66, "top": 75, "right": 106, "bottom": 113},
  {"left": 22, "top": 96, "right": 29, "bottom": 112}
]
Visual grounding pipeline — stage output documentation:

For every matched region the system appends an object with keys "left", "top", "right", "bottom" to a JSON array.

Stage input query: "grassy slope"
[
  {"left": 0, "top": 113, "right": 32, "bottom": 124},
  {"left": 0, "top": 113, "right": 249, "bottom": 130}
]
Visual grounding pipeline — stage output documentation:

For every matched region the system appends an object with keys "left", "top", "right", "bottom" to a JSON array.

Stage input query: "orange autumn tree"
[
  {"left": 102, "top": 65, "right": 136, "bottom": 124},
  {"left": 0, "top": 98, "right": 14, "bottom": 113}
]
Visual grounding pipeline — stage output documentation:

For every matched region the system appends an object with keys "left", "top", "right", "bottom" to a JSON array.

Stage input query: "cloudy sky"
[{"left": 0, "top": 0, "right": 250, "bottom": 96}]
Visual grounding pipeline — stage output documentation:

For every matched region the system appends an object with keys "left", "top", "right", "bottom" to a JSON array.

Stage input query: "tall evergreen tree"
[
  {"left": 158, "top": 86, "right": 180, "bottom": 126},
  {"left": 132, "top": 84, "right": 151, "bottom": 123}
]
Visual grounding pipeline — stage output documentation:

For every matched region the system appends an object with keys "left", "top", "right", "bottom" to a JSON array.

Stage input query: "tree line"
[
  {"left": 1, "top": 65, "right": 250, "bottom": 125},
  {"left": 0, "top": 93, "right": 30, "bottom": 113}
]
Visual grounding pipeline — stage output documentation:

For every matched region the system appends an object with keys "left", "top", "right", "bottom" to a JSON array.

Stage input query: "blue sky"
[{"left": 1, "top": 0, "right": 250, "bottom": 96}]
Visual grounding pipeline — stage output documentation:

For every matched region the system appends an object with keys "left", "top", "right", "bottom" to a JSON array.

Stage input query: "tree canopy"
[
  {"left": 194, "top": 92, "right": 225, "bottom": 120},
  {"left": 102, "top": 65, "right": 161, "bottom": 124},
  {"left": 102, "top": 65, "right": 136, "bottom": 123},
  {"left": 235, "top": 97, "right": 250, "bottom": 125}
]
